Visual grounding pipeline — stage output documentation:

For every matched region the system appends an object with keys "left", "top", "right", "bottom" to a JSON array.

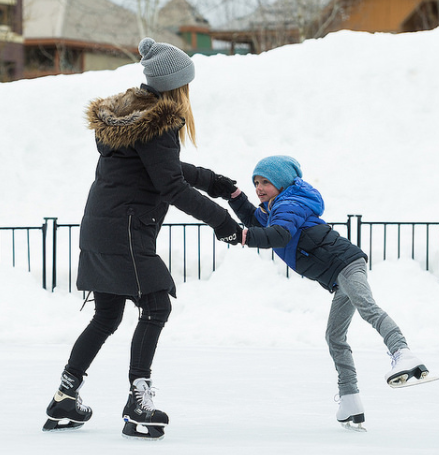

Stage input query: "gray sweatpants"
[{"left": 325, "top": 258, "right": 408, "bottom": 396}]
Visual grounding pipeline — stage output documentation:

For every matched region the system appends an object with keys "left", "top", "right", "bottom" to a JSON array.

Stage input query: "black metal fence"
[
  {"left": 1, "top": 215, "right": 439, "bottom": 294},
  {"left": 354, "top": 216, "right": 439, "bottom": 275}
]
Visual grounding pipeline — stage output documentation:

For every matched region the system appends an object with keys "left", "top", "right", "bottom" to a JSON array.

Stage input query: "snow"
[{"left": 1, "top": 28, "right": 439, "bottom": 452}]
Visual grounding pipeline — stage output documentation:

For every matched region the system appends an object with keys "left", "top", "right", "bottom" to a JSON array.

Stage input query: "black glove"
[
  {"left": 208, "top": 174, "right": 238, "bottom": 200},
  {"left": 214, "top": 216, "right": 243, "bottom": 245}
]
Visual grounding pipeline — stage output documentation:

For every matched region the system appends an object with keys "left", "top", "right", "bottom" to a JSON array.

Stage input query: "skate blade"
[
  {"left": 42, "top": 418, "right": 84, "bottom": 432},
  {"left": 389, "top": 373, "right": 439, "bottom": 389},
  {"left": 122, "top": 422, "right": 165, "bottom": 440},
  {"left": 341, "top": 422, "right": 367, "bottom": 432},
  {"left": 387, "top": 365, "right": 429, "bottom": 387}
]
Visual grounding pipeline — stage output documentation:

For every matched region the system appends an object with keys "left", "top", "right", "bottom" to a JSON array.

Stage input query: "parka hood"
[
  {"left": 276, "top": 178, "right": 325, "bottom": 216},
  {"left": 86, "top": 85, "right": 186, "bottom": 150}
]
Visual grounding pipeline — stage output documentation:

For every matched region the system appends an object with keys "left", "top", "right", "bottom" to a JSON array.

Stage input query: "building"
[
  {"left": 326, "top": 0, "right": 439, "bottom": 34},
  {"left": 211, "top": 0, "right": 439, "bottom": 54},
  {"left": 22, "top": 0, "right": 211, "bottom": 80},
  {"left": 158, "top": 0, "right": 213, "bottom": 55},
  {"left": 7, "top": 0, "right": 438, "bottom": 80},
  {"left": 24, "top": 0, "right": 154, "bottom": 79},
  {"left": 0, "top": 0, "right": 23, "bottom": 82}
]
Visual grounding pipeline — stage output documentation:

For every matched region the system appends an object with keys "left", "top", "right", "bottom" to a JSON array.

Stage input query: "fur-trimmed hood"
[{"left": 86, "top": 86, "right": 185, "bottom": 150}]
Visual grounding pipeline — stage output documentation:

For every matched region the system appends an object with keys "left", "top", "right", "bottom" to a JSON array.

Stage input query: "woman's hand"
[
  {"left": 208, "top": 174, "right": 238, "bottom": 200},
  {"left": 214, "top": 216, "right": 243, "bottom": 245}
]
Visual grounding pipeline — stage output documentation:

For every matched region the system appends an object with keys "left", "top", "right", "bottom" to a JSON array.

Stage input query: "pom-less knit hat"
[
  {"left": 252, "top": 155, "right": 303, "bottom": 191},
  {"left": 138, "top": 37, "right": 195, "bottom": 92}
]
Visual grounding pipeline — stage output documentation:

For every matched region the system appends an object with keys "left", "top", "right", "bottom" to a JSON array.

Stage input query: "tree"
[
  {"left": 407, "top": 0, "right": 439, "bottom": 31},
  {"left": 118, "top": 0, "right": 161, "bottom": 37}
]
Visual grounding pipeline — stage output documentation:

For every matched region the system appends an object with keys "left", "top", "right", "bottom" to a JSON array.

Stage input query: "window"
[{"left": 0, "top": 5, "right": 12, "bottom": 27}]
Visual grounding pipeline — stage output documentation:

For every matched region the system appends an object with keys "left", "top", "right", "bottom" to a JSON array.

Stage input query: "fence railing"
[
  {"left": 354, "top": 215, "right": 439, "bottom": 275},
  {"left": 1, "top": 215, "right": 438, "bottom": 294}
]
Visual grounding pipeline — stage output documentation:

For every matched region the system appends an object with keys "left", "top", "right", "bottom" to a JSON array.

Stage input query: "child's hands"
[
  {"left": 242, "top": 228, "right": 248, "bottom": 246},
  {"left": 208, "top": 174, "right": 238, "bottom": 200},
  {"left": 214, "top": 216, "right": 243, "bottom": 245}
]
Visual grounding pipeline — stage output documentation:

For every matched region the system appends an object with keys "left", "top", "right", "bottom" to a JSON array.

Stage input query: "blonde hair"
[
  {"left": 162, "top": 84, "right": 196, "bottom": 147},
  {"left": 260, "top": 195, "right": 278, "bottom": 214}
]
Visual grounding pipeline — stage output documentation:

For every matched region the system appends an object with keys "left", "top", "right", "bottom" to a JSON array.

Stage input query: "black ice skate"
[
  {"left": 42, "top": 370, "right": 92, "bottom": 431},
  {"left": 336, "top": 393, "right": 366, "bottom": 432},
  {"left": 122, "top": 378, "right": 169, "bottom": 440}
]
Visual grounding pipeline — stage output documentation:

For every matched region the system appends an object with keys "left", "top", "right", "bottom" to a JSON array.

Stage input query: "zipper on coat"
[{"left": 128, "top": 215, "right": 142, "bottom": 299}]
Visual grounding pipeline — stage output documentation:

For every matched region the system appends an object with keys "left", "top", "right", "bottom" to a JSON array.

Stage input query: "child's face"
[{"left": 254, "top": 175, "right": 280, "bottom": 203}]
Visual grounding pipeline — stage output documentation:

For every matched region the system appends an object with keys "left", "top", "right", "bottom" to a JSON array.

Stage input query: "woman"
[{"left": 42, "top": 37, "right": 242, "bottom": 440}]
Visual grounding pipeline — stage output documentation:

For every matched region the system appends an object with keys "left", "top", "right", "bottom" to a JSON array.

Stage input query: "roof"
[{"left": 158, "top": 0, "right": 209, "bottom": 31}]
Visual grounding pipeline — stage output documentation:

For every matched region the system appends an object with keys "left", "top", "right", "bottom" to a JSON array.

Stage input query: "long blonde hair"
[
  {"left": 259, "top": 195, "right": 279, "bottom": 214},
  {"left": 162, "top": 84, "right": 196, "bottom": 147}
]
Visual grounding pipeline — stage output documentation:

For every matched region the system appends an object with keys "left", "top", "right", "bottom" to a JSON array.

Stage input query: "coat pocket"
[{"left": 129, "top": 215, "right": 158, "bottom": 255}]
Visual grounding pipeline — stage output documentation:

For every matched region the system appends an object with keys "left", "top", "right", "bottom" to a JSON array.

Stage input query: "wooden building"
[
  {"left": 0, "top": 0, "right": 23, "bottom": 82},
  {"left": 158, "top": 0, "right": 213, "bottom": 55},
  {"left": 22, "top": 0, "right": 211, "bottom": 80},
  {"left": 211, "top": 0, "right": 439, "bottom": 54},
  {"left": 24, "top": 0, "right": 151, "bottom": 79},
  {"left": 326, "top": 0, "right": 439, "bottom": 34},
  {"left": 4, "top": 0, "right": 438, "bottom": 80}
]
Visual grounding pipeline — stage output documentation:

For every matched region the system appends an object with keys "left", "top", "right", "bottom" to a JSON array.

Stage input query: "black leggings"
[{"left": 66, "top": 291, "right": 171, "bottom": 384}]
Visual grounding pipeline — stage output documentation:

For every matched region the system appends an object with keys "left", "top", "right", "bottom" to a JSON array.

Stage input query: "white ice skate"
[
  {"left": 336, "top": 393, "right": 366, "bottom": 432},
  {"left": 385, "top": 348, "right": 432, "bottom": 388}
]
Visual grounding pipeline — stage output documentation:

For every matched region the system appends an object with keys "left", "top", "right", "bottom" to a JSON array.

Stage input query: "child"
[{"left": 215, "top": 155, "right": 428, "bottom": 430}]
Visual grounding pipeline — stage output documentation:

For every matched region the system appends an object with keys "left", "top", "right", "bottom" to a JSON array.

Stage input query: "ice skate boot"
[
  {"left": 385, "top": 348, "right": 429, "bottom": 388},
  {"left": 122, "top": 378, "right": 169, "bottom": 440},
  {"left": 43, "top": 370, "right": 92, "bottom": 431},
  {"left": 336, "top": 393, "right": 366, "bottom": 432}
]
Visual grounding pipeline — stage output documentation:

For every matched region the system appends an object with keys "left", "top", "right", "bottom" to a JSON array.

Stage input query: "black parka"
[{"left": 77, "top": 85, "right": 229, "bottom": 299}]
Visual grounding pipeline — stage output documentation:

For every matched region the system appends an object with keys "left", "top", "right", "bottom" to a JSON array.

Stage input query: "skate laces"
[
  {"left": 388, "top": 350, "right": 402, "bottom": 368},
  {"left": 76, "top": 395, "right": 91, "bottom": 413},
  {"left": 134, "top": 386, "right": 156, "bottom": 412}
]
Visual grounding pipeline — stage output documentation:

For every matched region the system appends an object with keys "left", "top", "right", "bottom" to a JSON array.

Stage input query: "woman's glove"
[
  {"left": 214, "top": 216, "right": 243, "bottom": 245},
  {"left": 208, "top": 174, "right": 238, "bottom": 200}
]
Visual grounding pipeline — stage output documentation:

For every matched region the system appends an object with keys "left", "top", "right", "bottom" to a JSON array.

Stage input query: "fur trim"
[{"left": 86, "top": 87, "right": 185, "bottom": 149}]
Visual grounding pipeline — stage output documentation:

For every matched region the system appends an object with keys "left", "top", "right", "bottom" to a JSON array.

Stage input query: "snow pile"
[{"left": 1, "top": 28, "right": 439, "bottom": 351}]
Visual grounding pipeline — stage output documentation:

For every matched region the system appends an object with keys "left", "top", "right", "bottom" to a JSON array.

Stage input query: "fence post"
[
  {"left": 356, "top": 215, "right": 363, "bottom": 248},
  {"left": 347, "top": 215, "right": 354, "bottom": 241},
  {"left": 42, "top": 221, "right": 47, "bottom": 290},
  {"left": 43, "top": 217, "right": 58, "bottom": 292},
  {"left": 52, "top": 218, "right": 58, "bottom": 291}
]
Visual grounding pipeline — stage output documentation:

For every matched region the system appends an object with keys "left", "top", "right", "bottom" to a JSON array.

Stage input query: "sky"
[{"left": 1, "top": 27, "right": 439, "bottom": 453}]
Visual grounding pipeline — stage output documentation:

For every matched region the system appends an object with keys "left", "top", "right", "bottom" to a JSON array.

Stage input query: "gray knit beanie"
[{"left": 138, "top": 37, "right": 195, "bottom": 92}]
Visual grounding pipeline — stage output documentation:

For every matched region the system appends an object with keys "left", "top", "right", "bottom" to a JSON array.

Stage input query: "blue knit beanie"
[{"left": 252, "top": 155, "right": 303, "bottom": 190}]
